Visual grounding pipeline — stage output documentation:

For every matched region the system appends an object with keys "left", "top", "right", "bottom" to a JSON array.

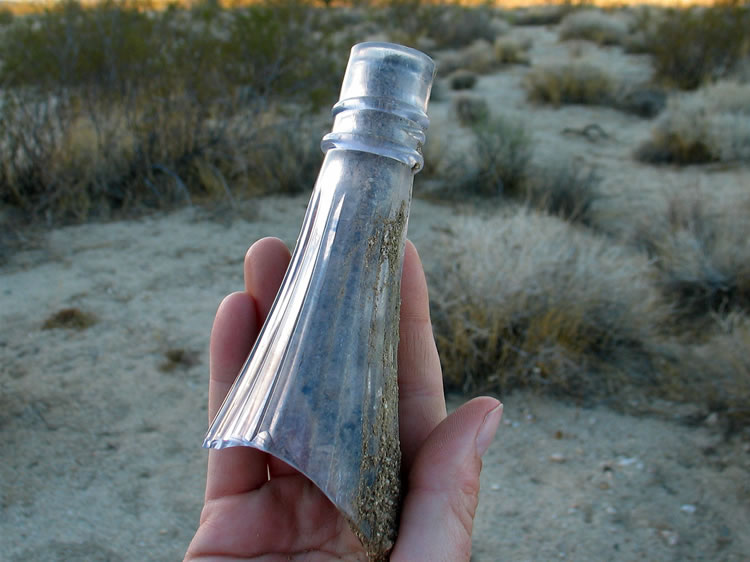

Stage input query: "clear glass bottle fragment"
[{"left": 203, "top": 42, "right": 435, "bottom": 560}]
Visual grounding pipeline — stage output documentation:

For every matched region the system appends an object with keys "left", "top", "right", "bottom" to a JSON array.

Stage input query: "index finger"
[{"left": 398, "top": 240, "right": 447, "bottom": 470}]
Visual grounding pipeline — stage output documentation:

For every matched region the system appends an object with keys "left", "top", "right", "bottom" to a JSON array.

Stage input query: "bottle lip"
[
  {"left": 350, "top": 41, "right": 435, "bottom": 63},
  {"left": 327, "top": 42, "right": 435, "bottom": 173},
  {"left": 338, "top": 42, "right": 436, "bottom": 115}
]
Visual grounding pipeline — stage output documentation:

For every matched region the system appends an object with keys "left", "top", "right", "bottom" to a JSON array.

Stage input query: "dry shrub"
[
  {"left": 643, "top": 2, "right": 750, "bottom": 90},
  {"left": 0, "top": 7, "right": 14, "bottom": 25},
  {"left": 493, "top": 36, "right": 532, "bottom": 66},
  {"left": 635, "top": 81, "right": 750, "bottom": 165},
  {"left": 662, "top": 313, "right": 750, "bottom": 429},
  {"left": 430, "top": 208, "right": 667, "bottom": 397},
  {"left": 629, "top": 189, "right": 750, "bottom": 319},
  {"left": 244, "top": 115, "right": 325, "bottom": 196},
  {"left": 439, "top": 116, "right": 533, "bottom": 199},
  {"left": 0, "top": 0, "right": 346, "bottom": 223},
  {"left": 524, "top": 64, "right": 616, "bottom": 107},
  {"left": 448, "top": 70, "right": 478, "bottom": 91},
  {"left": 375, "top": 2, "right": 505, "bottom": 51},
  {"left": 453, "top": 94, "right": 490, "bottom": 128},
  {"left": 457, "top": 39, "right": 499, "bottom": 74},
  {"left": 509, "top": 4, "right": 573, "bottom": 26},
  {"left": 437, "top": 38, "right": 511, "bottom": 77},
  {"left": 558, "top": 9, "right": 630, "bottom": 46},
  {"left": 615, "top": 84, "right": 667, "bottom": 118},
  {"left": 422, "top": 4, "right": 506, "bottom": 49},
  {"left": 525, "top": 158, "right": 601, "bottom": 225}
]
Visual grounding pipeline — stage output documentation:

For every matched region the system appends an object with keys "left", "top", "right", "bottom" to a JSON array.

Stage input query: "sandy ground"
[
  {"left": 1, "top": 197, "right": 749, "bottom": 561},
  {"left": 2, "top": 19, "right": 750, "bottom": 562}
]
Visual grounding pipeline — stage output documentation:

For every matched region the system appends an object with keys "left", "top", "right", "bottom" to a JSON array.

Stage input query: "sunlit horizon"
[{"left": 0, "top": 0, "right": 724, "bottom": 14}]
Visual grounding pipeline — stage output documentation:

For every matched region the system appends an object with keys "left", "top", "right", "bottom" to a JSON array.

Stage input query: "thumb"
[{"left": 392, "top": 397, "right": 503, "bottom": 562}]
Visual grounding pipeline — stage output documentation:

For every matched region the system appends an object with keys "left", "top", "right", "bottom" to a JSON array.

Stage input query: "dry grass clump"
[
  {"left": 0, "top": 0, "right": 345, "bottom": 223},
  {"left": 453, "top": 95, "right": 490, "bottom": 128},
  {"left": 558, "top": 9, "right": 630, "bottom": 46},
  {"left": 440, "top": 116, "right": 533, "bottom": 198},
  {"left": 642, "top": 2, "right": 750, "bottom": 90},
  {"left": 430, "top": 209, "right": 667, "bottom": 397},
  {"left": 628, "top": 189, "right": 750, "bottom": 320},
  {"left": 159, "top": 347, "right": 201, "bottom": 372},
  {"left": 42, "top": 308, "right": 97, "bottom": 330},
  {"left": 523, "top": 64, "right": 616, "bottom": 107},
  {"left": 635, "top": 81, "right": 750, "bottom": 165}
]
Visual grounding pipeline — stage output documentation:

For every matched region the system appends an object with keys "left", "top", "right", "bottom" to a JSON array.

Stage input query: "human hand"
[{"left": 185, "top": 237, "right": 502, "bottom": 561}]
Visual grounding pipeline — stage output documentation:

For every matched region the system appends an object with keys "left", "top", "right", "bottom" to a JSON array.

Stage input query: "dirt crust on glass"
[{"left": 349, "top": 201, "right": 408, "bottom": 560}]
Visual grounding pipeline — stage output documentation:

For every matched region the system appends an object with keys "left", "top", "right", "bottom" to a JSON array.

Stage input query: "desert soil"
[
  {"left": 2, "top": 21, "right": 750, "bottom": 562},
  {"left": 1, "top": 197, "right": 748, "bottom": 561}
]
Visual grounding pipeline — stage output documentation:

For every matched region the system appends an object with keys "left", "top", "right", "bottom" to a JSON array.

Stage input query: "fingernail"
[{"left": 476, "top": 403, "right": 503, "bottom": 457}]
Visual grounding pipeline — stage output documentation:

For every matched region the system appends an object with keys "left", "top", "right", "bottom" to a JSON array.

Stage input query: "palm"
[
  {"left": 194, "top": 472, "right": 364, "bottom": 559},
  {"left": 185, "top": 238, "right": 501, "bottom": 562}
]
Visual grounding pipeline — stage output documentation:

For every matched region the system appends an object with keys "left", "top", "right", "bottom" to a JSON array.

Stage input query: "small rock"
[
  {"left": 490, "top": 483, "right": 501, "bottom": 491},
  {"left": 617, "top": 457, "right": 638, "bottom": 467},
  {"left": 659, "top": 529, "right": 679, "bottom": 546},
  {"left": 549, "top": 453, "right": 566, "bottom": 463},
  {"left": 680, "top": 504, "right": 697, "bottom": 514},
  {"left": 706, "top": 412, "right": 720, "bottom": 426}
]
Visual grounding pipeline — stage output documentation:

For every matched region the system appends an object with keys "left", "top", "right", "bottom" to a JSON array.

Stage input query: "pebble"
[
  {"left": 490, "top": 483, "right": 501, "bottom": 491},
  {"left": 659, "top": 530, "right": 679, "bottom": 546},
  {"left": 617, "top": 457, "right": 638, "bottom": 467},
  {"left": 549, "top": 453, "right": 566, "bottom": 463},
  {"left": 680, "top": 504, "right": 697, "bottom": 514}
]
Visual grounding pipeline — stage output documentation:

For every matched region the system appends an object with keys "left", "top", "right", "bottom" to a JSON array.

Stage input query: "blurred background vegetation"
[{"left": 1, "top": 0, "right": 749, "bottom": 429}]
